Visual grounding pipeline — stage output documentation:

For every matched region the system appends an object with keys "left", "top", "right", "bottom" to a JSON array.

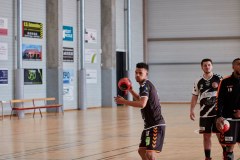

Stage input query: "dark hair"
[
  {"left": 136, "top": 62, "right": 149, "bottom": 71},
  {"left": 201, "top": 58, "right": 212, "bottom": 66},
  {"left": 232, "top": 58, "right": 240, "bottom": 66}
]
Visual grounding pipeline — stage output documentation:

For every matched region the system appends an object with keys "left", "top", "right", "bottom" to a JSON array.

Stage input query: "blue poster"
[
  {"left": 0, "top": 69, "right": 8, "bottom": 85},
  {"left": 63, "top": 26, "right": 73, "bottom": 41},
  {"left": 63, "top": 69, "right": 74, "bottom": 84}
]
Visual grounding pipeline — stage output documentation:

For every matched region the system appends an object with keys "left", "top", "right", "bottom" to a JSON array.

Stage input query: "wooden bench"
[{"left": 10, "top": 97, "right": 63, "bottom": 119}]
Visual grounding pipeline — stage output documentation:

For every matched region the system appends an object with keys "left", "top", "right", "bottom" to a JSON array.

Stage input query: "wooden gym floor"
[{"left": 0, "top": 104, "right": 239, "bottom": 160}]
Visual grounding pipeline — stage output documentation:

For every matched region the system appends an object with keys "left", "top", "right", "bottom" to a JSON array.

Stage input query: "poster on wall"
[
  {"left": 22, "top": 21, "right": 43, "bottom": 39},
  {"left": 63, "top": 86, "right": 74, "bottom": 101},
  {"left": 63, "top": 47, "right": 74, "bottom": 62},
  {"left": 63, "top": 26, "right": 73, "bottom": 41},
  {"left": 22, "top": 44, "right": 42, "bottom": 61},
  {"left": 0, "top": 18, "right": 8, "bottom": 36},
  {"left": 0, "top": 69, "right": 8, "bottom": 85},
  {"left": 24, "top": 69, "right": 43, "bottom": 85},
  {"left": 85, "top": 49, "right": 97, "bottom": 63},
  {"left": 86, "top": 69, "right": 97, "bottom": 84},
  {"left": 0, "top": 42, "right": 8, "bottom": 60},
  {"left": 85, "top": 28, "right": 97, "bottom": 43},
  {"left": 63, "top": 69, "right": 74, "bottom": 84}
]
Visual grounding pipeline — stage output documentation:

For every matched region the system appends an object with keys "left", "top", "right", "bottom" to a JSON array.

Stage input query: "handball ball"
[
  {"left": 222, "top": 120, "right": 230, "bottom": 133},
  {"left": 118, "top": 78, "right": 132, "bottom": 91}
]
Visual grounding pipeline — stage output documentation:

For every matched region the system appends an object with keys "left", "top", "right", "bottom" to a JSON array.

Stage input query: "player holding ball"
[
  {"left": 216, "top": 58, "right": 240, "bottom": 160},
  {"left": 114, "top": 62, "right": 166, "bottom": 160}
]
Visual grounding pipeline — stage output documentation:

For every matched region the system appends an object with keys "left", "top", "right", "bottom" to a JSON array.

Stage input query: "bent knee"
[
  {"left": 146, "top": 150, "right": 158, "bottom": 160},
  {"left": 138, "top": 147, "right": 146, "bottom": 154}
]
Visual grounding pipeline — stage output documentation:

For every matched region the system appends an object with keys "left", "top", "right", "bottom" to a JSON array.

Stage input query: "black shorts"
[
  {"left": 219, "top": 119, "right": 240, "bottom": 145},
  {"left": 139, "top": 125, "right": 165, "bottom": 152},
  {"left": 199, "top": 117, "right": 219, "bottom": 134}
]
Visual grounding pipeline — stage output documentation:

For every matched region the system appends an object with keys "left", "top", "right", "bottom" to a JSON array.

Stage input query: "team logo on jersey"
[
  {"left": 205, "top": 81, "right": 210, "bottom": 86},
  {"left": 227, "top": 85, "right": 233, "bottom": 92},
  {"left": 146, "top": 130, "right": 150, "bottom": 136},
  {"left": 225, "top": 136, "right": 233, "bottom": 142},
  {"left": 212, "top": 82, "right": 218, "bottom": 88}
]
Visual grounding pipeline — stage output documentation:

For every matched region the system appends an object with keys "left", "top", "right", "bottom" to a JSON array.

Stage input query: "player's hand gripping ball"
[
  {"left": 118, "top": 78, "right": 132, "bottom": 91},
  {"left": 221, "top": 120, "right": 230, "bottom": 133}
]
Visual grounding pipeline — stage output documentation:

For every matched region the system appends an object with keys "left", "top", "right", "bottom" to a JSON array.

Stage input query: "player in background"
[
  {"left": 114, "top": 62, "right": 165, "bottom": 160},
  {"left": 190, "top": 58, "right": 226, "bottom": 160},
  {"left": 216, "top": 58, "right": 240, "bottom": 160}
]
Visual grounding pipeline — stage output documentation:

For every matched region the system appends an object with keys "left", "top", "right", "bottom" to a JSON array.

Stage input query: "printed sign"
[
  {"left": 85, "top": 49, "right": 97, "bottom": 63},
  {"left": 24, "top": 69, "right": 43, "bottom": 85},
  {"left": 63, "top": 86, "right": 74, "bottom": 101},
  {"left": 63, "top": 47, "right": 74, "bottom": 62},
  {"left": 22, "top": 44, "right": 42, "bottom": 61},
  {"left": 63, "top": 26, "right": 73, "bottom": 41},
  {"left": 86, "top": 69, "right": 97, "bottom": 84},
  {"left": 0, "top": 42, "right": 8, "bottom": 60},
  {"left": 22, "top": 21, "right": 43, "bottom": 38},
  {"left": 0, "top": 18, "right": 8, "bottom": 36},
  {"left": 63, "top": 69, "right": 74, "bottom": 84},
  {"left": 85, "top": 28, "right": 97, "bottom": 43},
  {"left": 0, "top": 69, "right": 8, "bottom": 85}
]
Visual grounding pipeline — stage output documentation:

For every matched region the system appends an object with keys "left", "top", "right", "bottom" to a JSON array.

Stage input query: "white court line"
[{"left": 194, "top": 129, "right": 199, "bottom": 134}]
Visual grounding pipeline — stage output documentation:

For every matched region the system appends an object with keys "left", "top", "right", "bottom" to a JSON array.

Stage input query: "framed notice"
[
  {"left": 0, "top": 42, "right": 8, "bottom": 60},
  {"left": 22, "top": 21, "right": 43, "bottom": 38},
  {"left": 63, "top": 47, "right": 74, "bottom": 62},
  {"left": 85, "top": 49, "right": 97, "bottom": 63},
  {"left": 63, "top": 86, "right": 74, "bottom": 101},
  {"left": 0, "top": 18, "right": 8, "bottom": 36},
  {"left": 22, "top": 44, "right": 42, "bottom": 61},
  {"left": 86, "top": 69, "right": 97, "bottom": 84},
  {"left": 63, "top": 69, "right": 74, "bottom": 84},
  {"left": 0, "top": 69, "right": 8, "bottom": 85},
  {"left": 85, "top": 28, "right": 97, "bottom": 43},
  {"left": 24, "top": 69, "right": 43, "bottom": 85}
]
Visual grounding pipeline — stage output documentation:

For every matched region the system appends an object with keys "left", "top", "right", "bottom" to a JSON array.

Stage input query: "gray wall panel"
[
  {"left": 129, "top": 0, "right": 144, "bottom": 91},
  {"left": 115, "top": 0, "right": 144, "bottom": 93},
  {"left": 148, "top": 40, "right": 240, "bottom": 63},
  {"left": 22, "top": 0, "right": 46, "bottom": 100},
  {"left": 147, "top": 0, "right": 240, "bottom": 102},
  {"left": 0, "top": 0, "right": 14, "bottom": 113},
  {"left": 148, "top": 0, "right": 240, "bottom": 38},
  {"left": 116, "top": 0, "right": 125, "bottom": 51},
  {"left": 149, "top": 64, "right": 232, "bottom": 102},
  {"left": 63, "top": 0, "right": 78, "bottom": 109},
  {"left": 85, "top": 0, "right": 102, "bottom": 107}
]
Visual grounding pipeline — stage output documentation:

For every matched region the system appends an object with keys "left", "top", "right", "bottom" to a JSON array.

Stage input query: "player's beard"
[
  {"left": 204, "top": 71, "right": 211, "bottom": 74},
  {"left": 136, "top": 77, "right": 145, "bottom": 84},
  {"left": 235, "top": 70, "right": 240, "bottom": 76},
  {"left": 135, "top": 77, "right": 140, "bottom": 83}
]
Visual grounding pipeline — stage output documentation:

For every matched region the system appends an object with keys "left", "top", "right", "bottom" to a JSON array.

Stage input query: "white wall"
[
  {"left": 85, "top": 0, "right": 102, "bottom": 107},
  {"left": 0, "top": 0, "right": 14, "bottom": 113},
  {"left": 147, "top": 0, "right": 240, "bottom": 102},
  {"left": 62, "top": 0, "right": 78, "bottom": 109}
]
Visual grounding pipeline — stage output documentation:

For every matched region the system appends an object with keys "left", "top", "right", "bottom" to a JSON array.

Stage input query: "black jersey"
[
  {"left": 139, "top": 80, "right": 165, "bottom": 129},
  {"left": 216, "top": 73, "right": 240, "bottom": 119},
  {"left": 192, "top": 74, "right": 222, "bottom": 117}
]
